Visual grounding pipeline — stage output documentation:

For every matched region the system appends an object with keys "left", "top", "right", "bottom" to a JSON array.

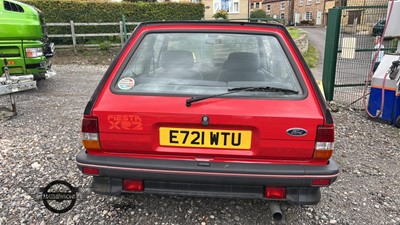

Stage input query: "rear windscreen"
[{"left": 113, "top": 32, "right": 303, "bottom": 98}]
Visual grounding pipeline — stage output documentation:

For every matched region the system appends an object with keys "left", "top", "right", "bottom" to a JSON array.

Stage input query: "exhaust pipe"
[{"left": 269, "top": 202, "right": 283, "bottom": 221}]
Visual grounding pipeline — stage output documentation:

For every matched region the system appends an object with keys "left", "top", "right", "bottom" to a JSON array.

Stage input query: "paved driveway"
[{"left": 298, "top": 27, "right": 327, "bottom": 80}]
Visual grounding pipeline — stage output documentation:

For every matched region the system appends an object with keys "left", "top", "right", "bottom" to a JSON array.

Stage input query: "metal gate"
[{"left": 322, "top": 1, "right": 398, "bottom": 109}]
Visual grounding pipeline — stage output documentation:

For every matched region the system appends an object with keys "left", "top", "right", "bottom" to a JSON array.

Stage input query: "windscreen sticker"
[{"left": 117, "top": 77, "right": 135, "bottom": 90}]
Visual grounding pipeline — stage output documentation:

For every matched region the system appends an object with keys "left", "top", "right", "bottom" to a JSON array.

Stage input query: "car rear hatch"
[
  {"left": 83, "top": 22, "right": 331, "bottom": 163},
  {"left": 89, "top": 94, "right": 324, "bottom": 162}
]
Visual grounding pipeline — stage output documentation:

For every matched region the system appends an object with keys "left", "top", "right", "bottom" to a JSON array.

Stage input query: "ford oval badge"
[{"left": 286, "top": 128, "right": 308, "bottom": 137}]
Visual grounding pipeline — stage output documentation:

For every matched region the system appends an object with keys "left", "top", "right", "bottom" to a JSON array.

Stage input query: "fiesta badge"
[{"left": 286, "top": 128, "right": 308, "bottom": 137}]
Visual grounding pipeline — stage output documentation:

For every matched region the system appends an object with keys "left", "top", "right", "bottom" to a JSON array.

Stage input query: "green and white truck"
[{"left": 0, "top": 0, "right": 55, "bottom": 96}]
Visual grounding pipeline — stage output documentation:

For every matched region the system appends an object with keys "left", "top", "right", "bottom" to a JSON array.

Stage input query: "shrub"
[
  {"left": 250, "top": 9, "right": 267, "bottom": 20},
  {"left": 213, "top": 10, "right": 228, "bottom": 20},
  {"left": 21, "top": 0, "right": 204, "bottom": 44}
]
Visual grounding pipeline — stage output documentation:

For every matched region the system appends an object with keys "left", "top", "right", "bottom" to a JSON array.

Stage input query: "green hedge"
[{"left": 21, "top": 0, "right": 204, "bottom": 44}]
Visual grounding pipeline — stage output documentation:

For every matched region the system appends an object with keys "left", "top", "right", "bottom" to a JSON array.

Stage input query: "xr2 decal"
[{"left": 108, "top": 114, "right": 143, "bottom": 130}]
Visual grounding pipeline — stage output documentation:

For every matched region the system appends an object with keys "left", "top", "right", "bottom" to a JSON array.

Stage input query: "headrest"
[
  {"left": 224, "top": 52, "right": 260, "bottom": 72},
  {"left": 160, "top": 50, "right": 194, "bottom": 69}
]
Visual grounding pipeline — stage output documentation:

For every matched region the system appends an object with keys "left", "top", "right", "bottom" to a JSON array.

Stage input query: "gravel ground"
[{"left": 0, "top": 64, "right": 400, "bottom": 225}]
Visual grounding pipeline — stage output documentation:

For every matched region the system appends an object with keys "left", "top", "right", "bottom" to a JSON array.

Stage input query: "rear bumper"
[{"left": 76, "top": 149, "right": 339, "bottom": 205}]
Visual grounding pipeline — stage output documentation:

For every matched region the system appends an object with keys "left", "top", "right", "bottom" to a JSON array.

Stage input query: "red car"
[{"left": 76, "top": 21, "right": 338, "bottom": 220}]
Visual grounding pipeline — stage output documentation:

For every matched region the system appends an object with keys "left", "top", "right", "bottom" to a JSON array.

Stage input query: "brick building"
[
  {"left": 293, "top": 0, "right": 325, "bottom": 25},
  {"left": 197, "top": 0, "right": 250, "bottom": 19},
  {"left": 261, "top": 0, "right": 293, "bottom": 25}
]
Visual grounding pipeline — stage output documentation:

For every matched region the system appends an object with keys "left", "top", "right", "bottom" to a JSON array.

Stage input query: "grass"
[
  {"left": 302, "top": 45, "right": 319, "bottom": 68},
  {"left": 288, "top": 27, "right": 302, "bottom": 39},
  {"left": 287, "top": 27, "right": 319, "bottom": 68}
]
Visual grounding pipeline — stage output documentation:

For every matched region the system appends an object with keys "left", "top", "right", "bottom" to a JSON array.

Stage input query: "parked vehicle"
[
  {"left": 0, "top": 0, "right": 54, "bottom": 81},
  {"left": 76, "top": 21, "right": 338, "bottom": 219}
]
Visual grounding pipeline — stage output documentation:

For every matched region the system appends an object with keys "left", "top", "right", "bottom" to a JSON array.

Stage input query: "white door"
[
  {"left": 295, "top": 13, "right": 301, "bottom": 24},
  {"left": 316, "top": 10, "right": 322, "bottom": 25}
]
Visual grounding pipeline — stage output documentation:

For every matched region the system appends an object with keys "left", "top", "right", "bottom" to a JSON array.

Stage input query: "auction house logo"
[{"left": 41, "top": 180, "right": 77, "bottom": 213}]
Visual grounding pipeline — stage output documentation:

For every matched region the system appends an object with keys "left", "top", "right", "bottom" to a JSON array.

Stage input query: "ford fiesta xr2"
[{"left": 76, "top": 21, "right": 339, "bottom": 218}]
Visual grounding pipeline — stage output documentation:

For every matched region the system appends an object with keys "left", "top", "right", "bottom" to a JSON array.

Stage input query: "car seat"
[
  {"left": 217, "top": 52, "right": 265, "bottom": 82},
  {"left": 156, "top": 50, "right": 203, "bottom": 80}
]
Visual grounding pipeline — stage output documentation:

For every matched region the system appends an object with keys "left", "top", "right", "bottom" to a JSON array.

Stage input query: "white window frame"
[
  {"left": 299, "top": 0, "right": 304, "bottom": 6},
  {"left": 213, "top": 0, "right": 240, "bottom": 14},
  {"left": 266, "top": 4, "right": 271, "bottom": 11},
  {"left": 231, "top": 0, "right": 240, "bottom": 13},
  {"left": 280, "top": 13, "right": 285, "bottom": 19},
  {"left": 306, "top": 0, "right": 312, "bottom": 5},
  {"left": 280, "top": 2, "right": 285, "bottom": 10},
  {"left": 316, "top": 0, "right": 321, "bottom": 3},
  {"left": 305, "top": 11, "right": 312, "bottom": 20}
]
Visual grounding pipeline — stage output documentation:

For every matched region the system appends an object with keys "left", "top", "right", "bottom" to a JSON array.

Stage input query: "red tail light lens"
[
  {"left": 314, "top": 125, "right": 334, "bottom": 160},
  {"left": 264, "top": 187, "right": 286, "bottom": 199},
  {"left": 312, "top": 179, "right": 331, "bottom": 186},
  {"left": 82, "top": 117, "right": 99, "bottom": 133},
  {"left": 82, "top": 167, "right": 99, "bottom": 175},
  {"left": 123, "top": 179, "right": 144, "bottom": 192},
  {"left": 82, "top": 117, "right": 101, "bottom": 150},
  {"left": 316, "top": 126, "right": 334, "bottom": 142}
]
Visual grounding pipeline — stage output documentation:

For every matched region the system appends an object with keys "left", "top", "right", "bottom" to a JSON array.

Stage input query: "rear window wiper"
[{"left": 186, "top": 86, "right": 299, "bottom": 107}]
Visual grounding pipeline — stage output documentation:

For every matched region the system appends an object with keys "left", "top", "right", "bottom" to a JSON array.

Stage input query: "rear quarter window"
[{"left": 113, "top": 32, "right": 304, "bottom": 98}]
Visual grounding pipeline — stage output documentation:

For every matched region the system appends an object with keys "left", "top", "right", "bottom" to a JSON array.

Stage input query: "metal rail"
[{"left": 46, "top": 21, "right": 140, "bottom": 52}]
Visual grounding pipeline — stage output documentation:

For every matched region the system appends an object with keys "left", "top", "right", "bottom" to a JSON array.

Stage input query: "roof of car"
[{"left": 136, "top": 21, "right": 287, "bottom": 30}]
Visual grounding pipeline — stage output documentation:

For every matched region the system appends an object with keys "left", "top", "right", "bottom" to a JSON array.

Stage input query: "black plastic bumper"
[{"left": 76, "top": 150, "right": 339, "bottom": 205}]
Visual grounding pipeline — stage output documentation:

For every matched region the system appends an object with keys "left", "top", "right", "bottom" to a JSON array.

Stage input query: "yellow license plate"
[{"left": 159, "top": 127, "right": 252, "bottom": 149}]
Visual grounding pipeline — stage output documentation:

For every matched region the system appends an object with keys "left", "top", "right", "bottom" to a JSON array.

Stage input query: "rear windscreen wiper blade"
[{"left": 186, "top": 86, "right": 299, "bottom": 107}]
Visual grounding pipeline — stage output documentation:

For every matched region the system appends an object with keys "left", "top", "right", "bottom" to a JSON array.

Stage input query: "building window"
[
  {"left": 251, "top": 3, "right": 254, "bottom": 9},
  {"left": 232, "top": 0, "right": 239, "bottom": 13},
  {"left": 266, "top": 4, "right": 271, "bottom": 11},
  {"left": 191, "top": 0, "right": 200, "bottom": 2},
  {"left": 213, "top": 0, "right": 240, "bottom": 13},
  {"left": 280, "top": 2, "right": 285, "bottom": 10},
  {"left": 303, "top": 11, "right": 313, "bottom": 20},
  {"left": 280, "top": 13, "right": 285, "bottom": 19},
  {"left": 256, "top": 2, "right": 260, "bottom": 8},
  {"left": 316, "top": 0, "right": 321, "bottom": 3},
  {"left": 299, "top": 0, "right": 303, "bottom": 6},
  {"left": 306, "top": 0, "right": 312, "bottom": 5}
]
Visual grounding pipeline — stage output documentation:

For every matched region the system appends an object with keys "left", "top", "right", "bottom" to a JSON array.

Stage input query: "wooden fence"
[{"left": 47, "top": 21, "right": 140, "bottom": 52}]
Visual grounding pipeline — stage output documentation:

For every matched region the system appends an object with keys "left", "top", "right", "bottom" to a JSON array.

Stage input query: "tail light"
[
  {"left": 82, "top": 167, "right": 99, "bottom": 175},
  {"left": 313, "top": 125, "right": 334, "bottom": 160},
  {"left": 312, "top": 179, "right": 331, "bottom": 186},
  {"left": 82, "top": 116, "right": 101, "bottom": 150},
  {"left": 264, "top": 187, "right": 286, "bottom": 199},
  {"left": 123, "top": 179, "right": 144, "bottom": 192}
]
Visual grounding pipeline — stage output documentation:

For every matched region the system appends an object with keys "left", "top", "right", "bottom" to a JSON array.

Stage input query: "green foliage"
[
  {"left": 99, "top": 41, "right": 111, "bottom": 51},
  {"left": 250, "top": 9, "right": 267, "bottom": 19},
  {"left": 302, "top": 45, "right": 319, "bottom": 68},
  {"left": 21, "top": 0, "right": 204, "bottom": 44},
  {"left": 212, "top": 10, "right": 228, "bottom": 20},
  {"left": 299, "top": 19, "right": 315, "bottom": 26},
  {"left": 288, "top": 27, "right": 304, "bottom": 39}
]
